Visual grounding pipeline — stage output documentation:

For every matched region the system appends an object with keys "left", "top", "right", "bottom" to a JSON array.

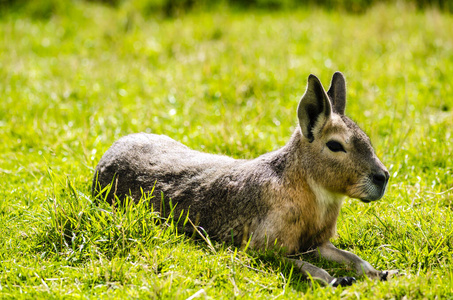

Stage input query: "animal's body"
[{"left": 93, "top": 72, "right": 395, "bottom": 286}]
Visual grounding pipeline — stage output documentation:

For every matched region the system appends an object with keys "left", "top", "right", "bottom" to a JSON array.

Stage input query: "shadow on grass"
[
  {"left": 187, "top": 231, "right": 359, "bottom": 293},
  {"left": 242, "top": 248, "right": 358, "bottom": 291}
]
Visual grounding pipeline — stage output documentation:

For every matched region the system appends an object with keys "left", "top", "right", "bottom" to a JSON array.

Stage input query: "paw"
[
  {"left": 378, "top": 270, "right": 399, "bottom": 281},
  {"left": 364, "top": 269, "right": 399, "bottom": 281},
  {"left": 330, "top": 276, "right": 356, "bottom": 287}
]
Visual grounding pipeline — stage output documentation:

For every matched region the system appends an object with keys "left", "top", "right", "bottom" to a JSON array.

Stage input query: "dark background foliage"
[{"left": 1, "top": 0, "right": 452, "bottom": 18}]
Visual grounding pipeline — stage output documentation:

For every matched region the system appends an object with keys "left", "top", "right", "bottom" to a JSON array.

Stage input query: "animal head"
[{"left": 297, "top": 72, "right": 389, "bottom": 202}]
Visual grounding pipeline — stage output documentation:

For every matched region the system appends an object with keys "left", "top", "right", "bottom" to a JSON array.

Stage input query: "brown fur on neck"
[{"left": 246, "top": 129, "right": 343, "bottom": 254}]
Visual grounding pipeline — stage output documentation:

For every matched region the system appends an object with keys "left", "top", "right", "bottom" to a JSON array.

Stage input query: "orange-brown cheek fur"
[
  {"left": 302, "top": 150, "right": 354, "bottom": 195},
  {"left": 306, "top": 135, "right": 372, "bottom": 198}
]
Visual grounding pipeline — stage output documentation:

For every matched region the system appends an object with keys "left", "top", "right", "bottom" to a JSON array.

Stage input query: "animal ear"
[
  {"left": 297, "top": 74, "right": 332, "bottom": 143},
  {"left": 327, "top": 71, "right": 346, "bottom": 115}
]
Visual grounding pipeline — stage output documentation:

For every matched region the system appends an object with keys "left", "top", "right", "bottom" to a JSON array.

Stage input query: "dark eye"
[{"left": 326, "top": 141, "right": 346, "bottom": 153}]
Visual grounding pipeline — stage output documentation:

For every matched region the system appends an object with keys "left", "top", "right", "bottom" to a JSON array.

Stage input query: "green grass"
[{"left": 1, "top": 2, "right": 453, "bottom": 298}]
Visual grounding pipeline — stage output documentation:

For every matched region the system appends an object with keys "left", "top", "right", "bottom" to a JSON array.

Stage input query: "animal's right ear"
[
  {"left": 297, "top": 74, "right": 332, "bottom": 143},
  {"left": 327, "top": 71, "right": 346, "bottom": 115}
]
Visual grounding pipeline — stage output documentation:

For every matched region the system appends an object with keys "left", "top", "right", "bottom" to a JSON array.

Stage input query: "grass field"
[{"left": 1, "top": 1, "right": 452, "bottom": 298}]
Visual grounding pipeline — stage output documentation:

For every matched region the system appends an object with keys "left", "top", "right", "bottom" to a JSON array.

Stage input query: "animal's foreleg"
[
  {"left": 316, "top": 242, "right": 395, "bottom": 280},
  {"left": 286, "top": 258, "right": 356, "bottom": 287}
]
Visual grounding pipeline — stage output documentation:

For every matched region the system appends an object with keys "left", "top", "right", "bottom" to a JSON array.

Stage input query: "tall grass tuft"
[{"left": 34, "top": 169, "right": 189, "bottom": 264}]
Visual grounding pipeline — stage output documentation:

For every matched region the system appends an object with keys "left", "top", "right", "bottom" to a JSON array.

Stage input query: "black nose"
[{"left": 372, "top": 171, "right": 389, "bottom": 186}]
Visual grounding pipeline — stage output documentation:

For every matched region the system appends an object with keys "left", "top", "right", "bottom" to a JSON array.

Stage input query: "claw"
[{"left": 330, "top": 276, "right": 356, "bottom": 287}]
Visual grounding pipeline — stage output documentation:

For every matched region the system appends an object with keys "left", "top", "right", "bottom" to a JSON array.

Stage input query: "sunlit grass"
[{"left": 0, "top": 2, "right": 452, "bottom": 298}]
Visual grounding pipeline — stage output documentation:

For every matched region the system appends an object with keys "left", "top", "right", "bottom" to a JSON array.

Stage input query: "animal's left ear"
[
  {"left": 297, "top": 74, "right": 332, "bottom": 143},
  {"left": 327, "top": 71, "right": 346, "bottom": 115}
]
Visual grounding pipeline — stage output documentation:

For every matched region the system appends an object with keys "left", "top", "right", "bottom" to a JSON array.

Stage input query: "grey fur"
[{"left": 92, "top": 72, "right": 395, "bottom": 286}]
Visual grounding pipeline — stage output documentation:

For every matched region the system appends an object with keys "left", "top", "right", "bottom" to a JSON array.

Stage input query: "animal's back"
[{"left": 94, "top": 133, "right": 239, "bottom": 200}]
